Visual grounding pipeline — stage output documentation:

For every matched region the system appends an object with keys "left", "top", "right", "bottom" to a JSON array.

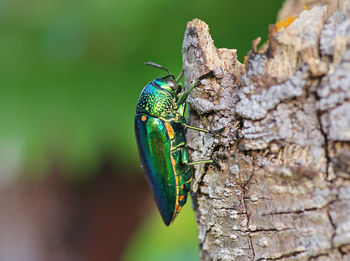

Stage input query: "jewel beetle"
[{"left": 135, "top": 62, "right": 218, "bottom": 226}]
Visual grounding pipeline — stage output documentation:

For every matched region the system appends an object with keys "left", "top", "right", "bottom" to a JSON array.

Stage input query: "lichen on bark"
[{"left": 182, "top": 1, "right": 350, "bottom": 260}]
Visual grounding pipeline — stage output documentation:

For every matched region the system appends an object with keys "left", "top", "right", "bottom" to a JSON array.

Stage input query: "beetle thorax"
[{"left": 136, "top": 83, "right": 175, "bottom": 117}]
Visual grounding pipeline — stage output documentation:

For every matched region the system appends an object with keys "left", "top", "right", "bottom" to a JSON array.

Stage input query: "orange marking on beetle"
[
  {"left": 170, "top": 154, "right": 180, "bottom": 222},
  {"left": 176, "top": 206, "right": 182, "bottom": 213},
  {"left": 179, "top": 195, "right": 184, "bottom": 201},
  {"left": 165, "top": 122, "right": 174, "bottom": 139},
  {"left": 170, "top": 155, "right": 176, "bottom": 171},
  {"left": 141, "top": 115, "right": 147, "bottom": 121},
  {"left": 181, "top": 185, "right": 184, "bottom": 189}
]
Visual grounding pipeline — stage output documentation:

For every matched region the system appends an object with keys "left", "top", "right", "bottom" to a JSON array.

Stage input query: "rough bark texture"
[{"left": 182, "top": 1, "right": 350, "bottom": 260}]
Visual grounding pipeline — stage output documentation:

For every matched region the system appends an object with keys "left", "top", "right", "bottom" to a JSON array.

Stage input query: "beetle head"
[
  {"left": 157, "top": 75, "right": 182, "bottom": 96},
  {"left": 145, "top": 62, "right": 182, "bottom": 96}
]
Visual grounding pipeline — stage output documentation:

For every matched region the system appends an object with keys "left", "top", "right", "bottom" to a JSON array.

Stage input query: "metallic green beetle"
[{"left": 135, "top": 62, "right": 216, "bottom": 226}]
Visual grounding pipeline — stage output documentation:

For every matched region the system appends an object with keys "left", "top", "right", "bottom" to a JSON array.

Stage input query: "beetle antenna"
[{"left": 144, "top": 61, "right": 174, "bottom": 78}]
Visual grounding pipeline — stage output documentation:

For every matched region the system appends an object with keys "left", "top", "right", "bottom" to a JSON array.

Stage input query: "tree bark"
[{"left": 182, "top": 1, "right": 350, "bottom": 260}]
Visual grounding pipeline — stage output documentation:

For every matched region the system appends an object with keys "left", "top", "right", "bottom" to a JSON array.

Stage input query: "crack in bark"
[
  {"left": 200, "top": 223, "right": 215, "bottom": 249},
  {"left": 307, "top": 252, "right": 330, "bottom": 260},
  {"left": 241, "top": 156, "right": 256, "bottom": 260},
  {"left": 338, "top": 243, "right": 350, "bottom": 257},
  {"left": 314, "top": 78, "right": 331, "bottom": 180},
  {"left": 229, "top": 227, "right": 293, "bottom": 233},
  {"left": 249, "top": 228, "right": 292, "bottom": 233},
  {"left": 261, "top": 207, "right": 323, "bottom": 216},
  {"left": 327, "top": 199, "right": 337, "bottom": 250},
  {"left": 217, "top": 206, "right": 242, "bottom": 211}
]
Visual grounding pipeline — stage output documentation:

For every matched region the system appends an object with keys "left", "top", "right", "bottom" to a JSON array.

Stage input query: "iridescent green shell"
[
  {"left": 135, "top": 78, "right": 191, "bottom": 225},
  {"left": 136, "top": 81, "right": 174, "bottom": 117}
]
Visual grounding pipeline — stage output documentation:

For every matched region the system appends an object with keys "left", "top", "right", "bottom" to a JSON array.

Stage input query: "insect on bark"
[{"left": 135, "top": 62, "right": 220, "bottom": 225}]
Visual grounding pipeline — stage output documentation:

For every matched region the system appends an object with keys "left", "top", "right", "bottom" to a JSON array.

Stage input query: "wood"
[{"left": 182, "top": 0, "right": 350, "bottom": 260}]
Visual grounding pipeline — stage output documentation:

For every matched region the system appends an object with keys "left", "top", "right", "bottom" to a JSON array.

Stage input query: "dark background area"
[{"left": 0, "top": 1, "right": 284, "bottom": 260}]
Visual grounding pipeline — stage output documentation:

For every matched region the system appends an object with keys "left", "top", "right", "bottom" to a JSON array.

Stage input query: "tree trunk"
[{"left": 182, "top": 0, "right": 350, "bottom": 260}]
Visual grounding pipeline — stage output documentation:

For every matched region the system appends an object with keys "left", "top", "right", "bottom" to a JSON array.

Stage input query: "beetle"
[{"left": 135, "top": 62, "right": 218, "bottom": 226}]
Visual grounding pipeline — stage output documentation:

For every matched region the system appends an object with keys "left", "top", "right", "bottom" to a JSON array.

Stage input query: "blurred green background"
[{"left": 0, "top": 0, "right": 284, "bottom": 260}]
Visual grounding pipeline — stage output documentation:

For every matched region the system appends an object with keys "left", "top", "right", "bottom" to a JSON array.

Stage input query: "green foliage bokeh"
[
  {"left": 0, "top": 0, "right": 283, "bottom": 177},
  {"left": 123, "top": 199, "right": 200, "bottom": 261}
]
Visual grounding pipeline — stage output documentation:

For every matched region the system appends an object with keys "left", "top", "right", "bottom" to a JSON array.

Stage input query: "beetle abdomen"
[
  {"left": 135, "top": 113, "right": 192, "bottom": 225},
  {"left": 135, "top": 113, "right": 177, "bottom": 225},
  {"left": 136, "top": 83, "right": 173, "bottom": 117}
]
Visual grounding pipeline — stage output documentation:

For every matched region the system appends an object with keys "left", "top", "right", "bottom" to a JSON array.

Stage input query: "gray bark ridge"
[{"left": 182, "top": 1, "right": 350, "bottom": 260}]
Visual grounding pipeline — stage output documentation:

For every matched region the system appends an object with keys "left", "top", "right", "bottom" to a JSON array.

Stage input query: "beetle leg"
[
  {"left": 187, "top": 159, "right": 213, "bottom": 166},
  {"left": 176, "top": 70, "right": 214, "bottom": 105},
  {"left": 183, "top": 124, "right": 209, "bottom": 133},
  {"left": 183, "top": 124, "right": 225, "bottom": 135},
  {"left": 188, "top": 159, "right": 221, "bottom": 170},
  {"left": 180, "top": 146, "right": 216, "bottom": 167}
]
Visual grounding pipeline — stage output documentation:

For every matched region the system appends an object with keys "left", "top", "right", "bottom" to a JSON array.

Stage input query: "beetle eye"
[{"left": 168, "top": 80, "right": 177, "bottom": 91}]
